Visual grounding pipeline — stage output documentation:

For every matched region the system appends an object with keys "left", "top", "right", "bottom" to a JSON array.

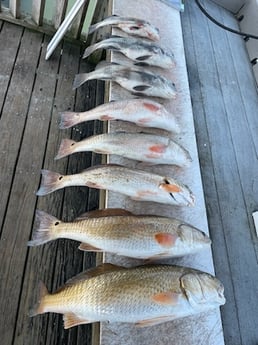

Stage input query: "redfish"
[
  {"left": 73, "top": 63, "right": 177, "bottom": 99},
  {"left": 59, "top": 98, "right": 180, "bottom": 133},
  {"left": 88, "top": 15, "right": 160, "bottom": 41},
  {"left": 55, "top": 132, "right": 192, "bottom": 167},
  {"left": 83, "top": 36, "right": 175, "bottom": 68},
  {"left": 30, "top": 263, "right": 225, "bottom": 328},
  {"left": 36, "top": 164, "right": 195, "bottom": 206},
  {"left": 28, "top": 208, "right": 210, "bottom": 258}
]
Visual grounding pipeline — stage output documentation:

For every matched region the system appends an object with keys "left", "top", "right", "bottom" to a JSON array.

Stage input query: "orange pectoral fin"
[
  {"left": 149, "top": 144, "right": 166, "bottom": 153},
  {"left": 63, "top": 313, "right": 93, "bottom": 329},
  {"left": 160, "top": 183, "right": 181, "bottom": 193},
  {"left": 155, "top": 233, "right": 178, "bottom": 248},
  {"left": 152, "top": 291, "right": 180, "bottom": 305}
]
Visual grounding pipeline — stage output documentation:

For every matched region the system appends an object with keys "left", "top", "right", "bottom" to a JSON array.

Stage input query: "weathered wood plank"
[
  {"left": 0, "top": 33, "right": 61, "bottom": 345},
  {"left": 9, "top": 0, "right": 20, "bottom": 18},
  {"left": 181, "top": 4, "right": 242, "bottom": 345},
  {"left": 32, "top": 0, "right": 46, "bottom": 26},
  {"left": 0, "top": 29, "right": 43, "bottom": 237},
  {"left": 0, "top": 22, "right": 23, "bottom": 116},
  {"left": 54, "top": 0, "right": 68, "bottom": 29}
]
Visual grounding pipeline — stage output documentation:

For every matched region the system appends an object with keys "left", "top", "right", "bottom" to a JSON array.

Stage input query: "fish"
[
  {"left": 36, "top": 164, "right": 195, "bottom": 206},
  {"left": 59, "top": 98, "right": 180, "bottom": 133},
  {"left": 72, "top": 63, "right": 177, "bottom": 99},
  {"left": 83, "top": 36, "right": 175, "bottom": 69},
  {"left": 55, "top": 132, "right": 192, "bottom": 167},
  {"left": 30, "top": 263, "right": 225, "bottom": 328},
  {"left": 88, "top": 15, "right": 160, "bottom": 41},
  {"left": 28, "top": 208, "right": 211, "bottom": 258}
]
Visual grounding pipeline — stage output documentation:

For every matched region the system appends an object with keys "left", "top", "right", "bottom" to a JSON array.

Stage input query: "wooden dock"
[{"left": 0, "top": 1, "right": 258, "bottom": 344}]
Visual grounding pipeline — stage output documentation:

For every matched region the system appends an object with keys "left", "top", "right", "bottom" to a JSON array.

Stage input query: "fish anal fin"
[
  {"left": 159, "top": 183, "right": 181, "bottom": 193},
  {"left": 152, "top": 291, "right": 180, "bottom": 305},
  {"left": 63, "top": 313, "right": 93, "bottom": 329},
  {"left": 155, "top": 233, "right": 178, "bottom": 248},
  {"left": 79, "top": 243, "right": 103, "bottom": 252},
  {"left": 75, "top": 208, "right": 133, "bottom": 221},
  {"left": 135, "top": 315, "right": 175, "bottom": 327}
]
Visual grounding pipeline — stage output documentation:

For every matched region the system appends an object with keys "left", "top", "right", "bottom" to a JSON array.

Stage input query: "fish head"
[
  {"left": 119, "top": 22, "right": 160, "bottom": 41},
  {"left": 178, "top": 224, "right": 211, "bottom": 249},
  {"left": 180, "top": 272, "right": 226, "bottom": 309}
]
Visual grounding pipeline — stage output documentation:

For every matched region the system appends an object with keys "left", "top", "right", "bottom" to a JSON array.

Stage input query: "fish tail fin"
[
  {"left": 88, "top": 22, "right": 99, "bottom": 35},
  {"left": 59, "top": 111, "right": 82, "bottom": 129},
  {"left": 55, "top": 139, "right": 77, "bottom": 160},
  {"left": 83, "top": 43, "right": 100, "bottom": 59},
  {"left": 28, "top": 210, "right": 61, "bottom": 246},
  {"left": 36, "top": 170, "right": 65, "bottom": 196},
  {"left": 29, "top": 281, "right": 49, "bottom": 317},
  {"left": 73, "top": 73, "right": 90, "bottom": 90}
]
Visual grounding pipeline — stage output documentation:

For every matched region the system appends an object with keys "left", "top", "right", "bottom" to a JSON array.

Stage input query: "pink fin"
[
  {"left": 63, "top": 313, "right": 93, "bottom": 329},
  {"left": 36, "top": 170, "right": 64, "bottom": 196},
  {"left": 135, "top": 315, "right": 176, "bottom": 327},
  {"left": 100, "top": 114, "right": 115, "bottom": 120},
  {"left": 152, "top": 291, "right": 180, "bottom": 305},
  {"left": 143, "top": 101, "right": 160, "bottom": 112},
  {"left": 55, "top": 139, "right": 77, "bottom": 160},
  {"left": 149, "top": 144, "right": 166, "bottom": 153},
  {"left": 159, "top": 183, "right": 181, "bottom": 193},
  {"left": 155, "top": 233, "right": 178, "bottom": 248},
  {"left": 59, "top": 111, "right": 81, "bottom": 129},
  {"left": 79, "top": 243, "right": 103, "bottom": 252}
]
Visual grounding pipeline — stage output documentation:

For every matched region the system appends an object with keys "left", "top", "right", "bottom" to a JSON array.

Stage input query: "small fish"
[
  {"left": 83, "top": 36, "right": 175, "bottom": 69},
  {"left": 36, "top": 164, "right": 195, "bottom": 207},
  {"left": 30, "top": 263, "right": 225, "bottom": 328},
  {"left": 28, "top": 208, "right": 211, "bottom": 259},
  {"left": 59, "top": 98, "right": 180, "bottom": 133},
  {"left": 73, "top": 63, "right": 177, "bottom": 99},
  {"left": 88, "top": 15, "right": 160, "bottom": 41},
  {"left": 55, "top": 132, "right": 192, "bottom": 167}
]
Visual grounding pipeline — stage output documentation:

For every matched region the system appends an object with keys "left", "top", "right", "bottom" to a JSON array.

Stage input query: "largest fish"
[
  {"left": 83, "top": 36, "right": 175, "bottom": 69},
  {"left": 36, "top": 164, "right": 195, "bottom": 206},
  {"left": 30, "top": 263, "right": 225, "bottom": 328},
  {"left": 73, "top": 63, "right": 177, "bottom": 99},
  {"left": 88, "top": 15, "right": 160, "bottom": 41},
  {"left": 28, "top": 208, "right": 210, "bottom": 259}
]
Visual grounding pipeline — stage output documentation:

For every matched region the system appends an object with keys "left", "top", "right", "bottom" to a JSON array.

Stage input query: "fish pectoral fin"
[
  {"left": 152, "top": 291, "right": 181, "bottom": 305},
  {"left": 159, "top": 182, "right": 181, "bottom": 193},
  {"left": 135, "top": 315, "right": 175, "bottom": 327},
  {"left": 155, "top": 233, "right": 178, "bottom": 248},
  {"left": 79, "top": 243, "right": 103, "bottom": 252},
  {"left": 135, "top": 55, "right": 152, "bottom": 61},
  {"left": 133, "top": 85, "right": 151, "bottom": 91},
  {"left": 63, "top": 313, "right": 93, "bottom": 329},
  {"left": 75, "top": 208, "right": 133, "bottom": 221}
]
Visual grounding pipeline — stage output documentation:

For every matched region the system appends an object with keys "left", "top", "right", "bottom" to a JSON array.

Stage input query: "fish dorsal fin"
[
  {"left": 67, "top": 263, "right": 124, "bottom": 284},
  {"left": 75, "top": 208, "right": 133, "bottom": 221},
  {"left": 63, "top": 313, "right": 93, "bottom": 329}
]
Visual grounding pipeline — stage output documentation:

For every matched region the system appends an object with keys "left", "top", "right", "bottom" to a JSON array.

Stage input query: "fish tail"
[
  {"left": 59, "top": 111, "right": 82, "bottom": 129},
  {"left": 73, "top": 73, "right": 90, "bottom": 90},
  {"left": 29, "top": 281, "right": 49, "bottom": 316},
  {"left": 28, "top": 210, "right": 61, "bottom": 246},
  {"left": 83, "top": 43, "right": 100, "bottom": 59},
  {"left": 36, "top": 169, "right": 65, "bottom": 196},
  {"left": 55, "top": 139, "right": 77, "bottom": 160},
  {"left": 88, "top": 22, "right": 100, "bottom": 35}
]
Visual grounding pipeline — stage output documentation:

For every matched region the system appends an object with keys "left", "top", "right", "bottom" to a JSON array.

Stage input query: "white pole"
[{"left": 45, "top": 0, "right": 86, "bottom": 60}]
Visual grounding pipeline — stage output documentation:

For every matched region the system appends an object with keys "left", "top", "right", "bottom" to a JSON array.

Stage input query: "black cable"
[{"left": 194, "top": 0, "right": 258, "bottom": 40}]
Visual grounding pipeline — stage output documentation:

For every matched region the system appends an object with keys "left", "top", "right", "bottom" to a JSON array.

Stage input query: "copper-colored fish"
[
  {"left": 30, "top": 263, "right": 225, "bottom": 328},
  {"left": 88, "top": 15, "right": 160, "bottom": 41},
  {"left": 36, "top": 164, "right": 195, "bottom": 206},
  {"left": 55, "top": 132, "right": 192, "bottom": 167},
  {"left": 28, "top": 208, "right": 210, "bottom": 258},
  {"left": 59, "top": 98, "right": 180, "bottom": 133}
]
